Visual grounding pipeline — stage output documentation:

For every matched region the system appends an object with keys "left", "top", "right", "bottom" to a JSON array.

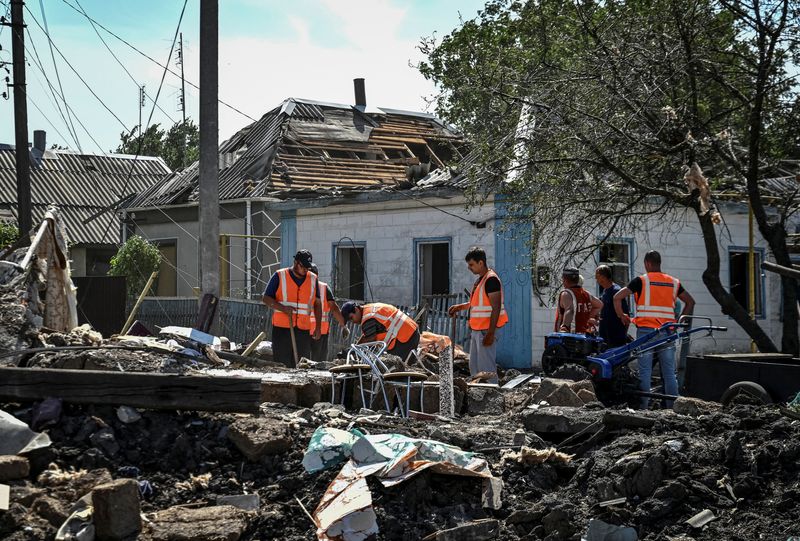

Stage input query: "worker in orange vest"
[
  {"left": 261, "top": 250, "right": 322, "bottom": 367},
  {"left": 614, "top": 250, "right": 695, "bottom": 409},
  {"left": 554, "top": 267, "right": 602, "bottom": 334},
  {"left": 309, "top": 264, "right": 348, "bottom": 362},
  {"left": 448, "top": 247, "right": 508, "bottom": 384},
  {"left": 341, "top": 301, "right": 420, "bottom": 362}
]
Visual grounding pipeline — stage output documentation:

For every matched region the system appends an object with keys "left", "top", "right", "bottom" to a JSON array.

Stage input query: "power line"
[
  {"left": 25, "top": 26, "right": 82, "bottom": 149},
  {"left": 60, "top": 0, "right": 258, "bottom": 123},
  {"left": 72, "top": 0, "right": 177, "bottom": 125},
  {"left": 97, "top": 0, "right": 188, "bottom": 246},
  {"left": 24, "top": 4, "right": 130, "bottom": 132},
  {"left": 37, "top": 0, "right": 81, "bottom": 151}
]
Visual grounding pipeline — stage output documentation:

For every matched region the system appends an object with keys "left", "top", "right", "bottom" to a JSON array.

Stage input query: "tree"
[
  {"left": 108, "top": 235, "right": 162, "bottom": 303},
  {"left": 0, "top": 221, "right": 19, "bottom": 248},
  {"left": 115, "top": 119, "right": 199, "bottom": 171},
  {"left": 420, "top": 0, "right": 800, "bottom": 353}
]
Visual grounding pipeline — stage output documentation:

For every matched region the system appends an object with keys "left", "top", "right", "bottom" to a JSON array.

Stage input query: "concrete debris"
[
  {"left": 673, "top": 396, "right": 722, "bottom": 417},
  {"left": 0, "top": 455, "right": 30, "bottom": 481},
  {"left": 522, "top": 406, "right": 603, "bottom": 434},
  {"left": 91, "top": 478, "right": 142, "bottom": 540},
  {"left": 148, "top": 505, "right": 250, "bottom": 541},
  {"left": 216, "top": 493, "right": 261, "bottom": 512},
  {"left": 227, "top": 417, "right": 294, "bottom": 461},
  {"left": 466, "top": 385, "right": 504, "bottom": 415}
]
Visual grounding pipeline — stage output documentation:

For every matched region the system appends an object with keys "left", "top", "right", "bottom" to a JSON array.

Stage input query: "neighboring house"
[
  {"left": 0, "top": 131, "right": 171, "bottom": 276},
  {"left": 125, "top": 84, "right": 800, "bottom": 368}
]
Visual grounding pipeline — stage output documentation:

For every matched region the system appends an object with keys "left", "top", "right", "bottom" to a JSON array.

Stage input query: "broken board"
[{"left": 0, "top": 367, "right": 262, "bottom": 413}]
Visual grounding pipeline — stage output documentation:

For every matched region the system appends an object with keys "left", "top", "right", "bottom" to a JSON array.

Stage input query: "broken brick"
[
  {"left": 227, "top": 417, "right": 293, "bottom": 461},
  {"left": 0, "top": 455, "right": 30, "bottom": 481}
]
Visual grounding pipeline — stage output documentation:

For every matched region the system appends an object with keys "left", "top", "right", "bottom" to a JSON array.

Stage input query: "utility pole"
[
  {"left": 10, "top": 0, "right": 32, "bottom": 239},
  {"left": 178, "top": 32, "right": 186, "bottom": 125},
  {"left": 199, "top": 0, "right": 220, "bottom": 302},
  {"left": 176, "top": 32, "right": 187, "bottom": 167},
  {"left": 138, "top": 84, "right": 145, "bottom": 136}
]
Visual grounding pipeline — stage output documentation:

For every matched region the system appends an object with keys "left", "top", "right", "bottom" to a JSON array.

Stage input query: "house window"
[
  {"left": 729, "top": 248, "right": 765, "bottom": 317},
  {"left": 416, "top": 240, "right": 450, "bottom": 302},
  {"left": 334, "top": 244, "right": 365, "bottom": 300},
  {"left": 155, "top": 240, "right": 178, "bottom": 297},
  {"left": 598, "top": 241, "right": 632, "bottom": 289}
]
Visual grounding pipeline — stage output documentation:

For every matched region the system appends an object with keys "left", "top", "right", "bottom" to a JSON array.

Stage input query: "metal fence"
[{"left": 137, "top": 293, "right": 471, "bottom": 359}]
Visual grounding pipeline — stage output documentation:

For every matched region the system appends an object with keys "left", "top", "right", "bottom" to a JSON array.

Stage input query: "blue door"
[{"left": 494, "top": 199, "right": 532, "bottom": 369}]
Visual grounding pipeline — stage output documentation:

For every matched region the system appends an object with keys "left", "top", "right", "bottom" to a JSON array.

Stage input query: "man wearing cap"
[
  {"left": 448, "top": 247, "right": 508, "bottom": 384},
  {"left": 555, "top": 267, "right": 603, "bottom": 334},
  {"left": 309, "top": 264, "right": 349, "bottom": 362},
  {"left": 261, "top": 250, "right": 322, "bottom": 367},
  {"left": 341, "top": 302, "right": 420, "bottom": 362}
]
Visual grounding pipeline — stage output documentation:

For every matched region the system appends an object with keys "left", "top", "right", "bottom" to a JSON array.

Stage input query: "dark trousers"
[
  {"left": 272, "top": 325, "right": 311, "bottom": 368},
  {"left": 388, "top": 330, "right": 421, "bottom": 362},
  {"left": 311, "top": 333, "right": 329, "bottom": 362}
]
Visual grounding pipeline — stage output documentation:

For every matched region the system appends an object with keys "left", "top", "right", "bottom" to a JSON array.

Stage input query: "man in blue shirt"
[{"left": 595, "top": 265, "right": 630, "bottom": 347}]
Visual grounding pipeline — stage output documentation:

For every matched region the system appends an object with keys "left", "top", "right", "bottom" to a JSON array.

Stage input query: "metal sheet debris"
[{"left": 686, "top": 509, "right": 716, "bottom": 528}]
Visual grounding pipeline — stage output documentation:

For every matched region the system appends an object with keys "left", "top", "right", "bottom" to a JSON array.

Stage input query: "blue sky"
[{"left": 0, "top": 0, "right": 485, "bottom": 154}]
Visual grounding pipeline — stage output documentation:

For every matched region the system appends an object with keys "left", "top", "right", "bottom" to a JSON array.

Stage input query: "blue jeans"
[{"left": 637, "top": 327, "right": 679, "bottom": 409}]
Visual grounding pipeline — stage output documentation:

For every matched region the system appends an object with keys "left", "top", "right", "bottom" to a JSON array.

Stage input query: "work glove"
[{"left": 342, "top": 327, "right": 351, "bottom": 340}]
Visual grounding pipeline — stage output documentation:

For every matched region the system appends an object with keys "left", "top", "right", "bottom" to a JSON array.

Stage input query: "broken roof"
[
  {"left": 0, "top": 147, "right": 171, "bottom": 244},
  {"left": 128, "top": 98, "right": 465, "bottom": 208}
]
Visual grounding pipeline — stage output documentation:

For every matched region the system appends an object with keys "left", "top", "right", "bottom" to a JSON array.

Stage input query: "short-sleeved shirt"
[
  {"left": 626, "top": 276, "right": 684, "bottom": 298},
  {"left": 599, "top": 283, "right": 629, "bottom": 347},
  {"left": 263, "top": 270, "right": 321, "bottom": 299}
]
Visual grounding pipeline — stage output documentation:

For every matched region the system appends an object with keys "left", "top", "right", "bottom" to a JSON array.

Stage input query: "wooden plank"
[{"left": 0, "top": 367, "right": 262, "bottom": 413}]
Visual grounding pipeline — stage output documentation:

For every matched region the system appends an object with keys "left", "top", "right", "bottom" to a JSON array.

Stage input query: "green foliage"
[
  {"left": 116, "top": 119, "right": 199, "bottom": 170},
  {"left": 0, "top": 221, "right": 19, "bottom": 247},
  {"left": 108, "top": 235, "right": 162, "bottom": 300}
]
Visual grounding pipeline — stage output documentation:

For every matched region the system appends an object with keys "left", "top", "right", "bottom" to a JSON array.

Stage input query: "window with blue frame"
[{"left": 728, "top": 247, "right": 765, "bottom": 318}]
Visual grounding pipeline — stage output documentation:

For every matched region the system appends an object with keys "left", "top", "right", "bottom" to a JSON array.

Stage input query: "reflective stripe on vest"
[
  {"left": 309, "top": 282, "right": 331, "bottom": 335},
  {"left": 468, "top": 269, "right": 509, "bottom": 331},
  {"left": 362, "top": 303, "right": 417, "bottom": 349},
  {"left": 633, "top": 272, "right": 679, "bottom": 328},
  {"left": 272, "top": 268, "right": 317, "bottom": 330}
]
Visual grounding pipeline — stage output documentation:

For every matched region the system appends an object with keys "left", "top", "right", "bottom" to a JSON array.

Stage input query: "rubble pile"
[{"left": 1, "top": 396, "right": 799, "bottom": 540}]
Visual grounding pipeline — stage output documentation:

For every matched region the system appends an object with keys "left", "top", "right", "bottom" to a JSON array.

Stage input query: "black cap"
[
  {"left": 294, "top": 250, "right": 313, "bottom": 269},
  {"left": 562, "top": 267, "right": 580, "bottom": 278},
  {"left": 341, "top": 301, "right": 357, "bottom": 319}
]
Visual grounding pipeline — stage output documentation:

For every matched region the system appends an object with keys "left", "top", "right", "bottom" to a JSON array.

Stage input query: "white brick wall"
[{"left": 296, "top": 197, "right": 495, "bottom": 306}]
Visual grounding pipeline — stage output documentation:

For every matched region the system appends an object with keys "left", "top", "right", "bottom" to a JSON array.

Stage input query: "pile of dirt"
[{"left": 2, "top": 398, "right": 800, "bottom": 540}]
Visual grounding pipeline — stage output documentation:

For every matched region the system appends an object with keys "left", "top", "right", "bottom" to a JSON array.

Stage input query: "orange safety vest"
[
  {"left": 468, "top": 269, "right": 509, "bottom": 331},
  {"left": 633, "top": 272, "right": 680, "bottom": 329},
  {"left": 272, "top": 268, "right": 318, "bottom": 331},
  {"left": 361, "top": 303, "right": 417, "bottom": 350},
  {"left": 309, "top": 281, "right": 331, "bottom": 335},
  {"left": 555, "top": 286, "right": 594, "bottom": 333}
]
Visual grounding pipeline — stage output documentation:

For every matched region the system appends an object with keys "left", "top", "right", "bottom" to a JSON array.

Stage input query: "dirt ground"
[{"left": 3, "top": 395, "right": 800, "bottom": 541}]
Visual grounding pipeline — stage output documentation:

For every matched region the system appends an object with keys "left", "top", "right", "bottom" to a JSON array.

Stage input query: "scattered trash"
[
  {"left": 686, "top": 509, "right": 716, "bottom": 528},
  {"left": 116, "top": 405, "right": 142, "bottom": 424},
  {"left": 31, "top": 397, "right": 63, "bottom": 431},
  {"left": 305, "top": 428, "right": 499, "bottom": 540},
  {"left": 55, "top": 494, "right": 94, "bottom": 541},
  {"left": 501, "top": 446, "right": 573, "bottom": 466},
  {"left": 138, "top": 480, "right": 154, "bottom": 498},
  {"left": 598, "top": 497, "right": 627, "bottom": 508},
  {"left": 0, "top": 483, "right": 9, "bottom": 511},
  {"left": 583, "top": 519, "right": 638, "bottom": 541},
  {"left": 0, "top": 408, "right": 52, "bottom": 455},
  {"left": 217, "top": 493, "right": 260, "bottom": 512}
]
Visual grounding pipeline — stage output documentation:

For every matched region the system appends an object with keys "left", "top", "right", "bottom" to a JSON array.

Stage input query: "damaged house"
[
  {"left": 0, "top": 131, "right": 171, "bottom": 276},
  {"left": 125, "top": 82, "right": 800, "bottom": 368}
]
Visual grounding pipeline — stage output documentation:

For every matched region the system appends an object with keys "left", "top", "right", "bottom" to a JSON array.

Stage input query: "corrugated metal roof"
[
  {"left": 130, "top": 98, "right": 465, "bottom": 209},
  {"left": 0, "top": 148, "right": 170, "bottom": 244}
]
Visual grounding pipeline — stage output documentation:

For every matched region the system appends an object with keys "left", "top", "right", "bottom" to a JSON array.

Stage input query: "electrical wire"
[
  {"left": 24, "top": 4, "right": 130, "bottom": 131},
  {"left": 72, "top": 0, "right": 177, "bottom": 125},
  {"left": 37, "top": 0, "right": 82, "bottom": 151},
  {"left": 97, "top": 0, "right": 188, "bottom": 246},
  {"left": 59, "top": 0, "right": 258, "bottom": 123},
  {"left": 25, "top": 27, "right": 84, "bottom": 150}
]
